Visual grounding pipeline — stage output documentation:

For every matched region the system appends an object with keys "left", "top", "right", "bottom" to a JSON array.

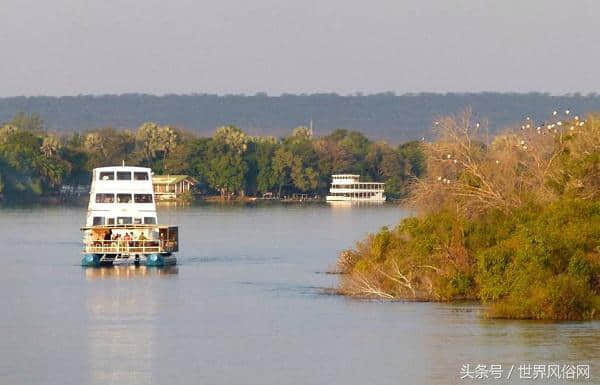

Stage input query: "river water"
[{"left": 0, "top": 204, "right": 597, "bottom": 385}]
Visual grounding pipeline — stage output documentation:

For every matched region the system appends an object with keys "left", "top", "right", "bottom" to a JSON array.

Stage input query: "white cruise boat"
[
  {"left": 325, "top": 174, "right": 386, "bottom": 202},
  {"left": 81, "top": 165, "right": 178, "bottom": 267}
]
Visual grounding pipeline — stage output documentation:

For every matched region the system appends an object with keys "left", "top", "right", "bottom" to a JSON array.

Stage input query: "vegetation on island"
[
  {"left": 337, "top": 110, "right": 600, "bottom": 320},
  {"left": 0, "top": 112, "right": 425, "bottom": 201}
]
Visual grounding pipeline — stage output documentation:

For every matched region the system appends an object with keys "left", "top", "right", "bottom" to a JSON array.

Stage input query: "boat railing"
[{"left": 83, "top": 239, "right": 177, "bottom": 254}]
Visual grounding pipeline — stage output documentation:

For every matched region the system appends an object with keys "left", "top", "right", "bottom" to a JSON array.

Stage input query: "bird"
[
  {"left": 565, "top": 110, "right": 570, "bottom": 115},
  {"left": 447, "top": 154, "right": 451, "bottom": 159},
  {"left": 557, "top": 121, "right": 562, "bottom": 126},
  {"left": 437, "top": 176, "right": 442, "bottom": 181},
  {"left": 476, "top": 122, "right": 480, "bottom": 128},
  {"left": 553, "top": 110, "right": 558, "bottom": 116}
]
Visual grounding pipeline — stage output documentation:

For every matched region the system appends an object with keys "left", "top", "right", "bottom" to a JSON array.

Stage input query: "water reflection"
[
  {"left": 84, "top": 265, "right": 179, "bottom": 280},
  {"left": 83, "top": 266, "right": 177, "bottom": 385}
]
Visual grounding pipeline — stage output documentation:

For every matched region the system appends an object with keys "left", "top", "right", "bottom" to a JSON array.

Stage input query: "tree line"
[
  {"left": 3, "top": 92, "right": 600, "bottom": 142},
  {"left": 0, "top": 112, "right": 425, "bottom": 201}
]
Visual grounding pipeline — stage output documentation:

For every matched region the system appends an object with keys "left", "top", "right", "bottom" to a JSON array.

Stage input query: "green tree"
[{"left": 205, "top": 126, "right": 249, "bottom": 198}]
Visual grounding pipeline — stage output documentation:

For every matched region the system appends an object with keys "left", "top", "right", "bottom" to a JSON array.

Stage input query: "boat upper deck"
[{"left": 86, "top": 166, "right": 157, "bottom": 227}]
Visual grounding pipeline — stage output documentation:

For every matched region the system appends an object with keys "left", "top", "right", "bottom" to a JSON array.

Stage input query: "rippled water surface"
[{"left": 0, "top": 204, "right": 598, "bottom": 384}]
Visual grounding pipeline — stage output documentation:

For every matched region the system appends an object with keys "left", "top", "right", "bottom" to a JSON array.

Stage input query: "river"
[{"left": 0, "top": 204, "right": 597, "bottom": 384}]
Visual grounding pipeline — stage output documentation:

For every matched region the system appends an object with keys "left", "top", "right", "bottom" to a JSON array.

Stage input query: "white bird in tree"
[{"left": 553, "top": 110, "right": 558, "bottom": 116}]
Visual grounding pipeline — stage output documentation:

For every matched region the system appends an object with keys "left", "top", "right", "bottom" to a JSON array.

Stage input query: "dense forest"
[
  {"left": 338, "top": 110, "right": 600, "bottom": 320},
  {"left": 2, "top": 93, "right": 600, "bottom": 141},
  {"left": 0, "top": 112, "right": 425, "bottom": 201}
]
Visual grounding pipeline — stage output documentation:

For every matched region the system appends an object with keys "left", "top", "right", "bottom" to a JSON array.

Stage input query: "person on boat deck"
[
  {"left": 103, "top": 230, "right": 112, "bottom": 243},
  {"left": 124, "top": 232, "right": 132, "bottom": 246}
]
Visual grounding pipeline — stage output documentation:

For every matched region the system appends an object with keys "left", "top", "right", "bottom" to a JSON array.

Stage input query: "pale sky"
[{"left": 1, "top": 0, "right": 599, "bottom": 97}]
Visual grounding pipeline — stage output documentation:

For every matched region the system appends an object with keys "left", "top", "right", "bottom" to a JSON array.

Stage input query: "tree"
[
  {"left": 135, "top": 122, "right": 178, "bottom": 171},
  {"left": 272, "top": 147, "right": 294, "bottom": 197},
  {"left": 205, "top": 126, "right": 249, "bottom": 198},
  {"left": 254, "top": 137, "right": 279, "bottom": 195},
  {"left": 41, "top": 135, "right": 61, "bottom": 158}
]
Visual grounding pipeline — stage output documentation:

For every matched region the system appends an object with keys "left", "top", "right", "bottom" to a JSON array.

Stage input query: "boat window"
[
  {"left": 117, "top": 217, "right": 132, "bottom": 225},
  {"left": 92, "top": 216, "right": 105, "bottom": 225},
  {"left": 134, "top": 172, "right": 149, "bottom": 180},
  {"left": 107, "top": 218, "right": 115, "bottom": 225},
  {"left": 134, "top": 218, "right": 143, "bottom": 224},
  {"left": 117, "top": 171, "right": 132, "bottom": 180},
  {"left": 144, "top": 217, "right": 156, "bottom": 224},
  {"left": 117, "top": 194, "right": 132, "bottom": 203},
  {"left": 99, "top": 171, "right": 114, "bottom": 181},
  {"left": 95, "top": 193, "right": 115, "bottom": 203},
  {"left": 134, "top": 194, "right": 153, "bottom": 203}
]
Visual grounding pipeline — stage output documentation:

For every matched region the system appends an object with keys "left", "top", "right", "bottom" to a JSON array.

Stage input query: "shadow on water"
[{"left": 83, "top": 265, "right": 179, "bottom": 280}]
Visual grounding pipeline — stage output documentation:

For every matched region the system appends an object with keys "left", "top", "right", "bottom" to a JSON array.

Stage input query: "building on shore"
[
  {"left": 152, "top": 175, "right": 197, "bottom": 201},
  {"left": 326, "top": 174, "right": 385, "bottom": 202}
]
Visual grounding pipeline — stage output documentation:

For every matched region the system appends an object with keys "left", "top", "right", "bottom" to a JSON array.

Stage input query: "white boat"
[
  {"left": 81, "top": 165, "right": 178, "bottom": 267},
  {"left": 325, "top": 174, "right": 386, "bottom": 202}
]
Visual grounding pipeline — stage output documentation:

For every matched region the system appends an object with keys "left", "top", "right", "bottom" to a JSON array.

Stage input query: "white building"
[{"left": 326, "top": 174, "right": 386, "bottom": 202}]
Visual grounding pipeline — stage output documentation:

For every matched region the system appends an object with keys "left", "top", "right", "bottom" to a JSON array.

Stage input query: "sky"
[{"left": 1, "top": 0, "right": 600, "bottom": 97}]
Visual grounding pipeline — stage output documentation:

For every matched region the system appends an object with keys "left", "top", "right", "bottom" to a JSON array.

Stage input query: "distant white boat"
[
  {"left": 81, "top": 165, "right": 179, "bottom": 267},
  {"left": 325, "top": 174, "right": 386, "bottom": 202}
]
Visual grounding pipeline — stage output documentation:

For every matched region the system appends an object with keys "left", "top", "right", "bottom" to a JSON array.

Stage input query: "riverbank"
[
  {"left": 336, "top": 111, "right": 600, "bottom": 320},
  {"left": 336, "top": 197, "right": 600, "bottom": 320}
]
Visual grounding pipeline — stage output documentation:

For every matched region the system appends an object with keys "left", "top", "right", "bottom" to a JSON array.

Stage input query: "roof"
[
  {"left": 94, "top": 166, "right": 152, "bottom": 172},
  {"left": 152, "top": 175, "right": 197, "bottom": 185},
  {"left": 81, "top": 224, "right": 178, "bottom": 230}
]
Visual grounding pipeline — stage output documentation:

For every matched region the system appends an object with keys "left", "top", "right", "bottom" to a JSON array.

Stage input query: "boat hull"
[
  {"left": 82, "top": 254, "right": 101, "bottom": 267},
  {"left": 145, "top": 253, "right": 177, "bottom": 267},
  {"left": 326, "top": 195, "right": 386, "bottom": 202},
  {"left": 81, "top": 253, "right": 176, "bottom": 267}
]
